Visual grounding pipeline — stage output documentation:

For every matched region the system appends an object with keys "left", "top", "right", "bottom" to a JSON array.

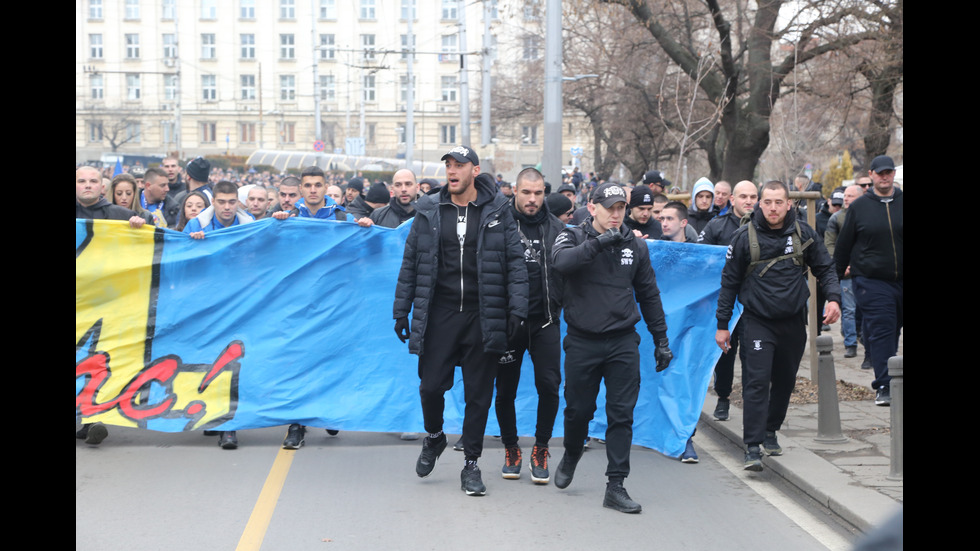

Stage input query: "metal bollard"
[
  {"left": 887, "top": 356, "right": 903, "bottom": 480},
  {"left": 814, "top": 335, "right": 848, "bottom": 443}
]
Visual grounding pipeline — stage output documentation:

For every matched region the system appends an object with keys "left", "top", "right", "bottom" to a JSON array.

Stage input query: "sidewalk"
[{"left": 699, "top": 322, "right": 903, "bottom": 533}]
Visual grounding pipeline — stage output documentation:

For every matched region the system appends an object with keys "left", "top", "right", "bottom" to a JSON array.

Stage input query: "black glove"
[
  {"left": 596, "top": 228, "right": 624, "bottom": 248},
  {"left": 394, "top": 317, "right": 410, "bottom": 343},
  {"left": 654, "top": 337, "right": 673, "bottom": 372},
  {"left": 507, "top": 315, "right": 525, "bottom": 346}
]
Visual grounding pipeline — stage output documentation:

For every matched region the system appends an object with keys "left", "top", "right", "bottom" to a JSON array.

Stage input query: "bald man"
[{"left": 370, "top": 169, "right": 419, "bottom": 228}]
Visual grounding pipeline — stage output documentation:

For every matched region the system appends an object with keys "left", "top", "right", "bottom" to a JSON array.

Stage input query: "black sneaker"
[
  {"left": 460, "top": 464, "right": 486, "bottom": 496},
  {"left": 861, "top": 354, "right": 872, "bottom": 370},
  {"left": 453, "top": 436, "right": 464, "bottom": 452},
  {"left": 875, "top": 386, "right": 891, "bottom": 407},
  {"left": 603, "top": 482, "right": 642, "bottom": 514},
  {"left": 219, "top": 431, "right": 238, "bottom": 450},
  {"left": 713, "top": 398, "right": 730, "bottom": 421},
  {"left": 762, "top": 431, "right": 782, "bottom": 456},
  {"left": 844, "top": 346, "right": 857, "bottom": 358},
  {"left": 416, "top": 434, "right": 447, "bottom": 478},
  {"left": 326, "top": 429, "right": 339, "bottom": 436},
  {"left": 502, "top": 445, "right": 522, "bottom": 479},
  {"left": 203, "top": 430, "right": 219, "bottom": 436},
  {"left": 283, "top": 424, "right": 305, "bottom": 449},
  {"left": 530, "top": 445, "right": 550, "bottom": 484},
  {"left": 553, "top": 452, "right": 581, "bottom": 489},
  {"left": 744, "top": 446, "right": 763, "bottom": 471},
  {"left": 79, "top": 423, "right": 108, "bottom": 445}
]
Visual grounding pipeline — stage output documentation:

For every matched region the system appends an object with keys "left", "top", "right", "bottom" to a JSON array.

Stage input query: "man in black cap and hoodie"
[
  {"left": 624, "top": 184, "right": 663, "bottom": 239},
  {"left": 393, "top": 145, "right": 528, "bottom": 497}
]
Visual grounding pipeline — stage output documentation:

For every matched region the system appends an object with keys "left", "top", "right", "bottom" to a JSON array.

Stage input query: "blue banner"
[{"left": 76, "top": 219, "right": 739, "bottom": 458}]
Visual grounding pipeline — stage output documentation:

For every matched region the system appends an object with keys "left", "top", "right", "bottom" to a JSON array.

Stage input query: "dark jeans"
[
  {"left": 740, "top": 312, "right": 806, "bottom": 447},
  {"left": 494, "top": 317, "right": 561, "bottom": 447},
  {"left": 562, "top": 331, "right": 641, "bottom": 479},
  {"left": 854, "top": 277, "right": 903, "bottom": 389},
  {"left": 418, "top": 304, "right": 498, "bottom": 460}
]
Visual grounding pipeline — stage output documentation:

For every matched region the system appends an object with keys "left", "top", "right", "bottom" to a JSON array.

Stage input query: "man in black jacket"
[
  {"left": 716, "top": 181, "right": 840, "bottom": 472},
  {"left": 833, "top": 156, "right": 903, "bottom": 406},
  {"left": 393, "top": 145, "right": 528, "bottom": 497},
  {"left": 550, "top": 182, "right": 673, "bottom": 514},
  {"left": 493, "top": 168, "right": 564, "bottom": 485},
  {"left": 698, "top": 180, "right": 757, "bottom": 421},
  {"left": 368, "top": 169, "right": 418, "bottom": 228}
]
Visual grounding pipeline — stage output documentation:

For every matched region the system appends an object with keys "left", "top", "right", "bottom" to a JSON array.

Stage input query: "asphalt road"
[{"left": 76, "top": 424, "right": 858, "bottom": 551}]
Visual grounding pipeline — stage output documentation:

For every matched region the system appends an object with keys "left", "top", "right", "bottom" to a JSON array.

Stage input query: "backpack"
[{"left": 746, "top": 220, "right": 813, "bottom": 277}]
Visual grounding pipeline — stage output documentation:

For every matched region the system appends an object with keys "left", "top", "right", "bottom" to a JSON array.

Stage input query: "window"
[
  {"left": 319, "top": 75, "right": 336, "bottom": 101},
  {"left": 280, "top": 0, "right": 295, "bottom": 19},
  {"left": 202, "top": 75, "right": 217, "bottom": 101},
  {"left": 360, "top": 0, "right": 375, "bottom": 19},
  {"left": 280, "top": 75, "right": 295, "bottom": 101},
  {"left": 280, "top": 34, "right": 295, "bottom": 60},
  {"left": 201, "top": 34, "right": 216, "bottom": 60},
  {"left": 162, "top": 34, "right": 177, "bottom": 59},
  {"left": 400, "top": 75, "right": 416, "bottom": 103},
  {"left": 162, "top": 0, "right": 175, "bottom": 20},
  {"left": 241, "top": 34, "right": 255, "bottom": 59},
  {"left": 240, "top": 123, "right": 256, "bottom": 144},
  {"left": 440, "top": 124, "right": 457, "bottom": 144},
  {"left": 201, "top": 122, "right": 217, "bottom": 143},
  {"left": 524, "top": 0, "right": 540, "bottom": 21},
  {"left": 89, "top": 34, "right": 103, "bottom": 59},
  {"left": 241, "top": 75, "right": 256, "bottom": 100},
  {"left": 241, "top": 0, "right": 255, "bottom": 18},
  {"left": 441, "top": 0, "right": 456, "bottom": 19},
  {"left": 362, "top": 74, "right": 376, "bottom": 102},
  {"left": 124, "top": 0, "right": 139, "bottom": 19},
  {"left": 90, "top": 74, "right": 104, "bottom": 100},
  {"left": 279, "top": 122, "right": 295, "bottom": 144},
  {"left": 164, "top": 74, "right": 178, "bottom": 100},
  {"left": 201, "top": 0, "right": 217, "bottom": 19},
  {"left": 319, "top": 0, "right": 336, "bottom": 19},
  {"left": 400, "top": 34, "right": 416, "bottom": 60},
  {"left": 126, "top": 122, "right": 142, "bottom": 143},
  {"left": 361, "top": 34, "right": 376, "bottom": 61},
  {"left": 440, "top": 35, "right": 457, "bottom": 62},
  {"left": 126, "top": 74, "right": 141, "bottom": 100},
  {"left": 441, "top": 76, "right": 457, "bottom": 102},
  {"left": 89, "top": 0, "right": 102, "bottom": 19},
  {"left": 89, "top": 122, "right": 103, "bottom": 143},
  {"left": 397, "top": 124, "right": 415, "bottom": 144},
  {"left": 400, "top": 0, "right": 416, "bottom": 19},
  {"left": 522, "top": 125, "right": 538, "bottom": 145},
  {"left": 523, "top": 36, "right": 541, "bottom": 61},
  {"left": 319, "top": 34, "right": 335, "bottom": 60},
  {"left": 125, "top": 34, "right": 140, "bottom": 59},
  {"left": 162, "top": 121, "right": 176, "bottom": 145}
]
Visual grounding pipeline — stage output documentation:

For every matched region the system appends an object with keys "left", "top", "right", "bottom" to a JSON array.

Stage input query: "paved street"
[{"left": 77, "top": 423, "right": 858, "bottom": 551}]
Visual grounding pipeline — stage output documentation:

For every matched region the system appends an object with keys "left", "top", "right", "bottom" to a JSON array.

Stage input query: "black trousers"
[
  {"left": 418, "top": 304, "right": 498, "bottom": 459},
  {"left": 494, "top": 316, "right": 561, "bottom": 447},
  {"left": 739, "top": 312, "right": 806, "bottom": 447},
  {"left": 562, "top": 331, "right": 641, "bottom": 480},
  {"left": 713, "top": 318, "right": 745, "bottom": 400}
]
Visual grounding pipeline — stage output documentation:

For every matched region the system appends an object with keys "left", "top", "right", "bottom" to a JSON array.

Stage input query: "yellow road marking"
[{"left": 236, "top": 448, "right": 296, "bottom": 551}]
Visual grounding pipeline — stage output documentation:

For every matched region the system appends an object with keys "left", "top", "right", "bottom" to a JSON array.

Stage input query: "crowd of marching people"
[{"left": 76, "top": 148, "right": 901, "bottom": 512}]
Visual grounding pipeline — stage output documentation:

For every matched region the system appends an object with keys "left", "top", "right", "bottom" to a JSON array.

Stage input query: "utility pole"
[
  {"left": 457, "top": 0, "right": 471, "bottom": 147},
  {"left": 542, "top": 0, "right": 562, "bottom": 185},
  {"left": 481, "top": 0, "right": 492, "bottom": 146}
]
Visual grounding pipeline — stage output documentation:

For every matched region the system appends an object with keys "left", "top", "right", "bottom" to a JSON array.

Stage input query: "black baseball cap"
[
  {"left": 642, "top": 170, "right": 664, "bottom": 187},
  {"left": 441, "top": 145, "right": 479, "bottom": 166},
  {"left": 591, "top": 182, "right": 628, "bottom": 208},
  {"left": 869, "top": 155, "right": 895, "bottom": 173}
]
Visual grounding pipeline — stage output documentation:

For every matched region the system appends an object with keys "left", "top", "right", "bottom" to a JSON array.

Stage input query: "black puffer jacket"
[
  {"left": 393, "top": 174, "right": 528, "bottom": 355},
  {"left": 552, "top": 217, "right": 667, "bottom": 340},
  {"left": 717, "top": 207, "right": 840, "bottom": 328},
  {"left": 511, "top": 200, "right": 564, "bottom": 324},
  {"left": 697, "top": 210, "right": 747, "bottom": 246}
]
